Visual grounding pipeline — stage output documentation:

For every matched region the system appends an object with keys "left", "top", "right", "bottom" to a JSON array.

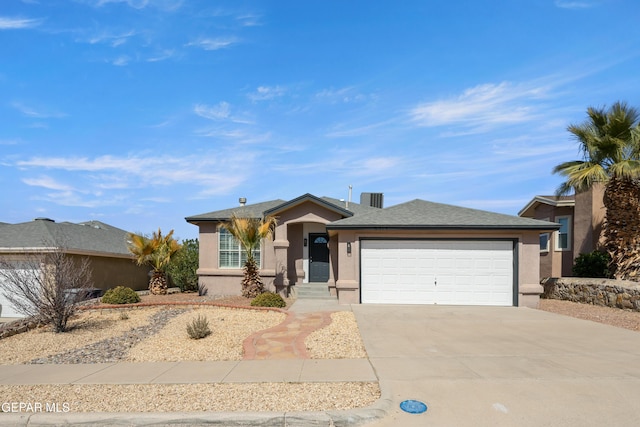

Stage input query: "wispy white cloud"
[
  {"left": 13, "top": 152, "right": 254, "bottom": 204},
  {"left": 193, "top": 102, "right": 253, "bottom": 124},
  {"left": 247, "top": 85, "right": 287, "bottom": 102},
  {"left": 325, "top": 119, "right": 395, "bottom": 138},
  {"left": 409, "top": 81, "right": 551, "bottom": 133},
  {"left": 315, "top": 86, "right": 372, "bottom": 104},
  {"left": 22, "top": 176, "right": 76, "bottom": 192},
  {"left": 11, "top": 102, "right": 67, "bottom": 119},
  {"left": 236, "top": 14, "right": 262, "bottom": 27},
  {"left": 85, "top": 29, "right": 136, "bottom": 47},
  {"left": 555, "top": 0, "right": 598, "bottom": 9},
  {"left": 186, "top": 37, "right": 239, "bottom": 51},
  {"left": 147, "top": 49, "right": 175, "bottom": 62},
  {"left": 0, "top": 16, "right": 42, "bottom": 30},
  {"left": 112, "top": 55, "right": 130, "bottom": 66},
  {"left": 91, "top": 0, "right": 184, "bottom": 11},
  {"left": 0, "top": 139, "right": 20, "bottom": 145}
]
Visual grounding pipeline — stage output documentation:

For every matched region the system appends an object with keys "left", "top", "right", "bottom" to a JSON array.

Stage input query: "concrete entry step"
[{"left": 293, "top": 282, "right": 335, "bottom": 300}]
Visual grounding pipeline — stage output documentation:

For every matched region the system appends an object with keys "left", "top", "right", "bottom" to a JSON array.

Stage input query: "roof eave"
[
  {"left": 326, "top": 224, "right": 561, "bottom": 231},
  {"left": 518, "top": 196, "right": 575, "bottom": 217},
  {"left": 263, "top": 193, "right": 354, "bottom": 218}
]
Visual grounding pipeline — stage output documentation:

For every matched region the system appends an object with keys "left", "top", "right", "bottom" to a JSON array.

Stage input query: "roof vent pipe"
[{"left": 239, "top": 197, "right": 247, "bottom": 206}]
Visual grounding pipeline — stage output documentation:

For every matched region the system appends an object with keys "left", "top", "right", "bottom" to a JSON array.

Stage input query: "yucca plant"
[
  {"left": 218, "top": 214, "right": 277, "bottom": 298},
  {"left": 127, "top": 228, "right": 181, "bottom": 295}
]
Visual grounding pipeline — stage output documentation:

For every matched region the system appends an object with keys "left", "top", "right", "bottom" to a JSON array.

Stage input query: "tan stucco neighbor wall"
[
  {"left": 533, "top": 204, "right": 574, "bottom": 278},
  {"left": 329, "top": 229, "right": 543, "bottom": 308},
  {"left": 76, "top": 254, "right": 148, "bottom": 291},
  {"left": 574, "top": 184, "right": 605, "bottom": 256}
]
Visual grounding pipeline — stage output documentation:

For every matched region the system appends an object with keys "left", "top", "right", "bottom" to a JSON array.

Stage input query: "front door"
[{"left": 309, "top": 233, "right": 330, "bottom": 282}]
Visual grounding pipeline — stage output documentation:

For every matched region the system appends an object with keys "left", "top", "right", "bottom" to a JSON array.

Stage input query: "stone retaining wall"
[{"left": 542, "top": 277, "right": 640, "bottom": 311}]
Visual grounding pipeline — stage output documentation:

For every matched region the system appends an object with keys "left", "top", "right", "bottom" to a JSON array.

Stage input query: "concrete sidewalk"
[{"left": 0, "top": 359, "right": 377, "bottom": 385}]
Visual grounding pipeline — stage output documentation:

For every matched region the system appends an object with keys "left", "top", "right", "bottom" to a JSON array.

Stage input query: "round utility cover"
[{"left": 400, "top": 399, "right": 427, "bottom": 414}]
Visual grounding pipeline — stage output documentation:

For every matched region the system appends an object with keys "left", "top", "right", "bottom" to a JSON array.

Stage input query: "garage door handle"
[{"left": 434, "top": 277, "right": 437, "bottom": 286}]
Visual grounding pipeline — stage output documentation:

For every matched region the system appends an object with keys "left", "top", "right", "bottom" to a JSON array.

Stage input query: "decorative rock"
[{"left": 542, "top": 277, "right": 640, "bottom": 312}]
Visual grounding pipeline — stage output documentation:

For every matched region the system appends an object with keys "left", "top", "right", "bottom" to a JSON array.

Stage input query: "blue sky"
[{"left": 2, "top": 0, "right": 639, "bottom": 240}]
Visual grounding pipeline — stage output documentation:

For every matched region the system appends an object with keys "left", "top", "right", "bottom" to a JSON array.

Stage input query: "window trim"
[
  {"left": 539, "top": 217, "right": 550, "bottom": 253},
  {"left": 540, "top": 232, "right": 550, "bottom": 253},
  {"left": 554, "top": 215, "right": 572, "bottom": 252},
  {"left": 218, "top": 228, "right": 261, "bottom": 269}
]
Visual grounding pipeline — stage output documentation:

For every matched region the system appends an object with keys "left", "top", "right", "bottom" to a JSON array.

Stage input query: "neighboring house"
[
  {"left": 186, "top": 193, "right": 558, "bottom": 308},
  {"left": 518, "top": 184, "right": 605, "bottom": 279},
  {"left": 0, "top": 218, "right": 149, "bottom": 318}
]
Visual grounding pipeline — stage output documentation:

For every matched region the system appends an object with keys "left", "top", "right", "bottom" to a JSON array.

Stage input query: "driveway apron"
[{"left": 353, "top": 304, "right": 640, "bottom": 427}]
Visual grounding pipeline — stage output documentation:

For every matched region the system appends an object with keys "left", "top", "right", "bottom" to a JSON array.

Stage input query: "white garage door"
[
  {"left": 361, "top": 240, "right": 514, "bottom": 306},
  {"left": 0, "top": 267, "right": 35, "bottom": 318}
]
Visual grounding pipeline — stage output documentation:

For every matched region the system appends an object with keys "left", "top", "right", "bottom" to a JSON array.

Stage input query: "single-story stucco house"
[
  {"left": 519, "top": 184, "right": 605, "bottom": 279},
  {"left": 0, "top": 218, "right": 149, "bottom": 317},
  {"left": 186, "top": 193, "right": 559, "bottom": 308}
]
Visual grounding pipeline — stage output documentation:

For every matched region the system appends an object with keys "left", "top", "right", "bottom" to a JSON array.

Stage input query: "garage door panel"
[{"left": 361, "top": 240, "right": 514, "bottom": 306}]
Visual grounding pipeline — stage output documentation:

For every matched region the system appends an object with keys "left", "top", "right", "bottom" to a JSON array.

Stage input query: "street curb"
[{"left": 0, "top": 388, "right": 393, "bottom": 426}]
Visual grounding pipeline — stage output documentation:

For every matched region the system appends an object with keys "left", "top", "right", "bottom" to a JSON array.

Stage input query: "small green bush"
[
  {"left": 167, "top": 239, "right": 199, "bottom": 293},
  {"left": 573, "top": 251, "right": 612, "bottom": 278},
  {"left": 250, "top": 292, "right": 286, "bottom": 308},
  {"left": 101, "top": 286, "right": 141, "bottom": 304},
  {"left": 186, "top": 314, "right": 211, "bottom": 339}
]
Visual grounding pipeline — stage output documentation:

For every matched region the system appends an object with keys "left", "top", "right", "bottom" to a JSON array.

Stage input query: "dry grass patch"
[
  {"left": 0, "top": 308, "right": 160, "bottom": 365},
  {"left": 127, "top": 306, "right": 286, "bottom": 362},
  {"left": 305, "top": 311, "right": 367, "bottom": 359}
]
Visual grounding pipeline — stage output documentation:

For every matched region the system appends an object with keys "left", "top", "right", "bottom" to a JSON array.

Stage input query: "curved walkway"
[{"left": 243, "top": 311, "right": 333, "bottom": 359}]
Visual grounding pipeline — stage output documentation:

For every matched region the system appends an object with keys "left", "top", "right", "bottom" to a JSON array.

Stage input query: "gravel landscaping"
[
  {"left": 0, "top": 294, "right": 380, "bottom": 412},
  {"left": 538, "top": 298, "right": 640, "bottom": 332}
]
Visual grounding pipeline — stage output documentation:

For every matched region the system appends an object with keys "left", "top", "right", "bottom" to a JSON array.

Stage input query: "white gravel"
[
  {"left": 0, "top": 383, "right": 380, "bottom": 412},
  {"left": 0, "top": 305, "right": 381, "bottom": 412},
  {"left": 127, "top": 307, "right": 286, "bottom": 362},
  {"left": 305, "top": 311, "right": 368, "bottom": 359},
  {"left": 0, "top": 308, "right": 160, "bottom": 365}
]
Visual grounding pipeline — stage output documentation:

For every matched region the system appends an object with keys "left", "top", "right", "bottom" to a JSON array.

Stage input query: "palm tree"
[
  {"left": 127, "top": 228, "right": 181, "bottom": 295},
  {"left": 553, "top": 101, "right": 640, "bottom": 279},
  {"left": 218, "top": 214, "right": 277, "bottom": 298}
]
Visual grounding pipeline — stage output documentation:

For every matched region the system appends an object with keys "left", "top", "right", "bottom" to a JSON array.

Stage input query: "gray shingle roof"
[
  {"left": 263, "top": 194, "right": 354, "bottom": 217},
  {"left": 185, "top": 194, "right": 382, "bottom": 223},
  {"left": 0, "top": 219, "right": 134, "bottom": 256},
  {"left": 185, "top": 199, "right": 288, "bottom": 222},
  {"left": 327, "top": 199, "right": 560, "bottom": 230}
]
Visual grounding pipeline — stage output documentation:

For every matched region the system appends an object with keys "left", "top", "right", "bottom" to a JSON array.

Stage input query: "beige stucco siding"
[{"left": 330, "top": 229, "right": 541, "bottom": 307}]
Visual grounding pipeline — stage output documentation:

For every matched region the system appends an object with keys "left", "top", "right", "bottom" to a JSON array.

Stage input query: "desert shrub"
[
  {"left": 101, "top": 286, "right": 141, "bottom": 304},
  {"left": 250, "top": 292, "right": 286, "bottom": 308},
  {"left": 573, "top": 251, "right": 612, "bottom": 278},
  {"left": 186, "top": 314, "right": 211, "bottom": 339},
  {"left": 167, "top": 239, "right": 199, "bottom": 292}
]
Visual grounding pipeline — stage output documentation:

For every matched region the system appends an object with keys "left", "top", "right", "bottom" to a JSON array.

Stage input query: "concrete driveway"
[{"left": 353, "top": 304, "right": 640, "bottom": 427}]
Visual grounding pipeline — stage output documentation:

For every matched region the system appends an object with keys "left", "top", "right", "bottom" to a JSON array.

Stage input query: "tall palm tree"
[
  {"left": 218, "top": 214, "right": 277, "bottom": 298},
  {"left": 553, "top": 101, "right": 640, "bottom": 279},
  {"left": 127, "top": 228, "right": 181, "bottom": 295}
]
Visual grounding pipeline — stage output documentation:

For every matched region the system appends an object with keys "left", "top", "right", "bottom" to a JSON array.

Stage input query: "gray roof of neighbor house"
[
  {"left": 327, "top": 199, "right": 560, "bottom": 230},
  {"left": 0, "top": 218, "right": 134, "bottom": 257},
  {"left": 185, "top": 195, "right": 381, "bottom": 223}
]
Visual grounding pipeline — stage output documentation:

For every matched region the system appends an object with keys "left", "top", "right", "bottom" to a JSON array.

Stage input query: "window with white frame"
[
  {"left": 218, "top": 228, "right": 261, "bottom": 268},
  {"left": 539, "top": 217, "right": 550, "bottom": 252},
  {"left": 540, "top": 233, "right": 550, "bottom": 252},
  {"left": 555, "top": 215, "right": 571, "bottom": 251}
]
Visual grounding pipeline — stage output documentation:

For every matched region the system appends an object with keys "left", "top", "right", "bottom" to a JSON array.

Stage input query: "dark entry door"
[{"left": 309, "top": 233, "right": 330, "bottom": 282}]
